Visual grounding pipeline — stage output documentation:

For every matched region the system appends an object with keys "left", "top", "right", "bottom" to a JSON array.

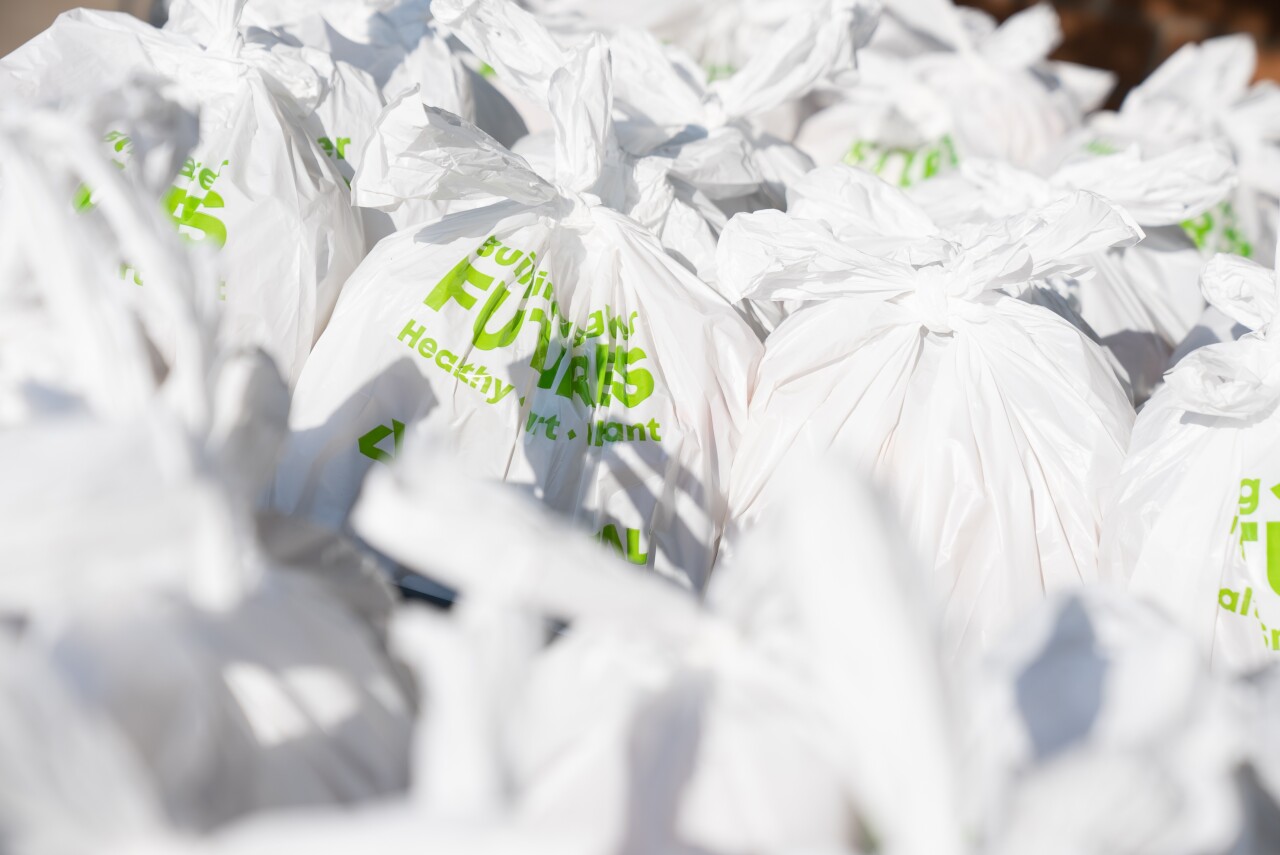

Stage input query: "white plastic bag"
[
  {"left": 1066, "top": 35, "right": 1280, "bottom": 265},
  {"left": 908, "top": 145, "right": 1235, "bottom": 401},
  {"left": 523, "top": 0, "right": 825, "bottom": 85},
  {"left": 719, "top": 165, "right": 1140, "bottom": 658},
  {"left": 603, "top": 0, "right": 877, "bottom": 209},
  {"left": 168, "top": 0, "right": 474, "bottom": 117},
  {"left": 1102, "top": 253, "right": 1280, "bottom": 673},
  {"left": 0, "top": 636, "right": 166, "bottom": 855},
  {"left": 795, "top": 3, "right": 1105, "bottom": 182},
  {"left": 0, "top": 5, "right": 366, "bottom": 386},
  {"left": 968, "top": 590, "right": 1245, "bottom": 855},
  {"left": 435, "top": 0, "right": 873, "bottom": 331},
  {"left": 0, "top": 93, "right": 415, "bottom": 832},
  {"left": 272, "top": 36, "right": 761, "bottom": 591},
  {"left": 351, "top": 443, "right": 966, "bottom": 855}
]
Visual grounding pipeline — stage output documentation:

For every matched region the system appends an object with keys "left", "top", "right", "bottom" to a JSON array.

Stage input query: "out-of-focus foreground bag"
[
  {"left": 0, "top": 0, "right": 366, "bottom": 386},
  {"left": 0, "top": 88, "right": 414, "bottom": 833}
]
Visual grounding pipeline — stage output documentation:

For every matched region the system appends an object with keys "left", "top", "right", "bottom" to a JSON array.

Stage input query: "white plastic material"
[
  {"left": 968, "top": 590, "right": 1245, "bottom": 855},
  {"left": 350, "top": 444, "right": 966, "bottom": 855},
  {"left": 604, "top": 0, "right": 878, "bottom": 210},
  {"left": 0, "top": 7, "right": 365, "bottom": 386},
  {"left": 272, "top": 37, "right": 760, "bottom": 592},
  {"left": 1102, "top": 253, "right": 1280, "bottom": 673},
  {"left": 795, "top": 3, "right": 1106, "bottom": 181},
  {"left": 719, "top": 165, "right": 1139, "bottom": 658},
  {"left": 1071, "top": 35, "right": 1280, "bottom": 265},
  {"left": 908, "top": 146, "right": 1234, "bottom": 401},
  {"left": 168, "top": 0, "right": 475, "bottom": 118},
  {"left": 0, "top": 91, "right": 415, "bottom": 832},
  {"left": 432, "top": 0, "right": 874, "bottom": 310}
]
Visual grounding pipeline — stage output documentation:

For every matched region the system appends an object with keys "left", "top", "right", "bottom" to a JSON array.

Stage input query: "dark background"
[{"left": 958, "top": 0, "right": 1280, "bottom": 105}]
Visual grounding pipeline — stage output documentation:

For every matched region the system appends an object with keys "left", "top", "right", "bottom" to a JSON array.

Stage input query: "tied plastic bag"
[
  {"left": 350, "top": 444, "right": 966, "bottom": 855},
  {"left": 434, "top": 0, "right": 874, "bottom": 333},
  {"left": 0, "top": 92, "right": 415, "bottom": 832},
  {"left": 169, "top": 0, "right": 473, "bottom": 107},
  {"left": 349, "top": 0, "right": 575, "bottom": 237},
  {"left": 909, "top": 145, "right": 1235, "bottom": 402},
  {"left": 1101, "top": 254, "right": 1280, "bottom": 673},
  {"left": 1065, "top": 35, "right": 1280, "bottom": 265},
  {"left": 0, "top": 3, "right": 365, "bottom": 386},
  {"left": 0, "top": 81, "right": 227, "bottom": 611},
  {"left": 602, "top": 0, "right": 878, "bottom": 209},
  {"left": 167, "top": 0, "right": 399, "bottom": 247},
  {"left": 795, "top": 2, "right": 1107, "bottom": 183},
  {"left": 271, "top": 36, "right": 761, "bottom": 592},
  {"left": 718, "top": 165, "right": 1140, "bottom": 658},
  {"left": 523, "top": 0, "right": 826, "bottom": 86}
]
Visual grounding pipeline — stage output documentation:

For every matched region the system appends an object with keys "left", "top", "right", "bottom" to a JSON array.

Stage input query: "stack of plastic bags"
[{"left": 7, "top": 0, "right": 1280, "bottom": 851}]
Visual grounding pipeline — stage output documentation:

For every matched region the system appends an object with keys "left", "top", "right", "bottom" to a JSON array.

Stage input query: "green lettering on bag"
[
  {"left": 843, "top": 135, "right": 958, "bottom": 187},
  {"left": 596, "top": 524, "right": 650, "bottom": 564},
  {"left": 1182, "top": 201, "right": 1253, "bottom": 258},
  {"left": 425, "top": 255, "right": 496, "bottom": 311}
]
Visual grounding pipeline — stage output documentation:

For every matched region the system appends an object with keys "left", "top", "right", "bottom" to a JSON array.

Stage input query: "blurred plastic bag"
[
  {"left": 1068, "top": 35, "right": 1280, "bottom": 266},
  {"left": 968, "top": 590, "right": 1245, "bottom": 855},
  {"left": 168, "top": 0, "right": 475, "bottom": 117},
  {"left": 0, "top": 4, "right": 365, "bottom": 386},
  {"left": 0, "top": 636, "right": 166, "bottom": 855},
  {"left": 165, "top": 0, "right": 391, "bottom": 237},
  {"left": 524, "top": 0, "right": 825, "bottom": 82},
  {"left": 719, "top": 165, "right": 1139, "bottom": 658},
  {"left": 272, "top": 37, "right": 760, "bottom": 591},
  {"left": 352, "top": 442, "right": 966, "bottom": 855},
  {"left": 0, "top": 93, "right": 415, "bottom": 832},
  {"left": 796, "top": 3, "right": 1105, "bottom": 181},
  {"left": 602, "top": 0, "right": 878, "bottom": 209}
]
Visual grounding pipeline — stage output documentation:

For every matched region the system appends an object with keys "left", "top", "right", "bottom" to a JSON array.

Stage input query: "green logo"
[
  {"left": 843, "top": 135, "right": 958, "bottom": 187},
  {"left": 596, "top": 523, "right": 650, "bottom": 565},
  {"left": 705, "top": 63, "right": 736, "bottom": 83},
  {"left": 1183, "top": 200, "right": 1253, "bottom": 258},
  {"left": 358, "top": 419, "right": 405, "bottom": 463}
]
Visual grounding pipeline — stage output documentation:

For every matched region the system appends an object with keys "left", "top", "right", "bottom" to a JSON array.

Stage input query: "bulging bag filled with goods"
[
  {"left": 351, "top": 444, "right": 966, "bottom": 855},
  {"left": 166, "top": 0, "right": 398, "bottom": 247},
  {"left": 718, "top": 165, "right": 1140, "bottom": 658},
  {"left": 908, "top": 145, "right": 1235, "bottom": 402},
  {"left": 0, "top": 1, "right": 365, "bottom": 386},
  {"left": 271, "top": 35, "right": 762, "bottom": 592},
  {"left": 795, "top": 2, "right": 1109, "bottom": 185},
  {"left": 0, "top": 92, "right": 414, "bottom": 831},
  {"left": 1101, "top": 253, "right": 1280, "bottom": 674},
  {"left": 1062, "top": 34, "right": 1280, "bottom": 266}
]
